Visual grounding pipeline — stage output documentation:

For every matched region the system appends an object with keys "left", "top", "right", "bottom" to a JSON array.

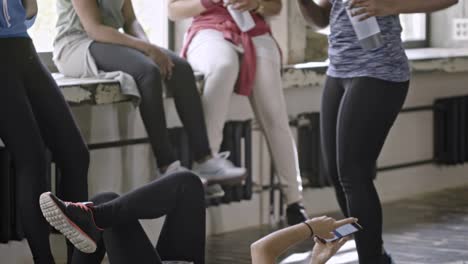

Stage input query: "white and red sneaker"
[{"left": 39, "top": 192, "right": 103, "bottom": 253}]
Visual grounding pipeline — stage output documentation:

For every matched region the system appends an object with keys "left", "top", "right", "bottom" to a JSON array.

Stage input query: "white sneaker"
[
  {"left": 205, "top": 184, "right": 225, "bottom": 200},
  {"left": 160, "top": 161, "right": 188, "bottom": 178},
  {"left": 161, "top": 161, "right": 208, "bottom": 186},
  {"left": 192, "top": 152, "right": 246, "bottom": 185}
]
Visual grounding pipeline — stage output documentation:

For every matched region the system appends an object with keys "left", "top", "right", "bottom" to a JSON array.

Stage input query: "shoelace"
[
  {"left": 214, "top": 151, "right": 236, "bottom": 167},
  {"left": 217, "top": 151, "right": 231, "bottom": 160},
  {"left": 65, "top": 201, "right": 91, "bottom": 211}
]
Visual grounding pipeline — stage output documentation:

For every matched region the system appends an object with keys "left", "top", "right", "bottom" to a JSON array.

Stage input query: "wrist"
[
  {"left": 311, "top": 260, "right": 325, "bottom": 264},
  {"left": 138, "top": 42, "right": 153, "bottom": 55},
  {"left": 305, "top": 219, "right": 316, "bottom": 229},
  {"left": 200, "top": 0, "right": 215, "bottom": 9},
  {"left": 253, "top": 0, "right": 265, "bottom": 14},
  {"left": 302, "top": 221, "right": 314, "bottom": 237}
]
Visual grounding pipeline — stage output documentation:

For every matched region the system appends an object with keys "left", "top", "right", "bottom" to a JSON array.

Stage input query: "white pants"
[{"left": 187, "top": 29, "right": 303, "bottom": 204}]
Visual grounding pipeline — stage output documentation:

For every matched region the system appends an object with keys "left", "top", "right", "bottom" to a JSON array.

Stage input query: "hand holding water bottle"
[
  {"left": 343, "top": 0, "right": 384, "bottom": 50},
  {"left": 223, "top": 0, "right": 257, "bottom": 32},
  {"left": 348, "top": 0, "right": 397, "bottom": 21}
]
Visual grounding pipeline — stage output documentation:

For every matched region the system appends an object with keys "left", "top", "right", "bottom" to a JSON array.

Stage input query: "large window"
[
  {"left": 400, "top": 13, "right": 427, "bottom": 46},
  {"left": 28, "top": 0, "right": 168, "bottom": 52},
  {"left": 317, "top": 13, "right": 428, "bottom": 48}
]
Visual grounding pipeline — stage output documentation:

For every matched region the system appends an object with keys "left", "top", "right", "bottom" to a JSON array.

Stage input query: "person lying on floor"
[
  {"left": 41, "top": 172, "right": 206, "bottom": 264},
  {"left": 251, "top": 216, "right": 357, "bottom": 264},
  {"left": 39, "top": 171, "right": 356, "bottom": 264}
]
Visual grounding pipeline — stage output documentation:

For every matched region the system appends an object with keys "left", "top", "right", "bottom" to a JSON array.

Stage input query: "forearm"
[
  {"left": 168, "top": 0, "right": 206, "bottom": 20},
  {"left": 88, "top": 25, "right": 149, "bottom": 54},
  {"left": 394, "top": 0, "right": 458, "bottom": 13},
  {"left": 259, "top": 0, "right": 282, "bottom": 17},
  {"left": 251, "top": 223, "right": 312, "bottom": 264},
  {"left": 124, "top": 20, "right": 150, "bottom": 42},
  {"left": 296, "top": 0, "right": 330, "bottom": 28},
  {"left": 22, "top": 0, "right": 37, "bottom": 19},
  {"left": 310, "top": 259, "right": 325, "bottom": 264}
]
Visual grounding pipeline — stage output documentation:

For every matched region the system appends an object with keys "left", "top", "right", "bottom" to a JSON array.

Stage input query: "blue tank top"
[
  {"left": 0, "top": 0, "right": 36, "bottom": 38},
  {"left": 327, "top": 0, "right": 410, "bottom": 82}
]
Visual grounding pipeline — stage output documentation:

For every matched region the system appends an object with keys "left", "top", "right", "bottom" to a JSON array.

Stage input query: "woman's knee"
[
  {"left": 137, "top": 64, "right": 163, "bottom": 92},
  {"left": 91, "top": 192, "right": 120, "bottom": 205},
  {"left": 338, "top": 161, "right": 375, "bottom": 190},
  {"left": 172, "top": 58, "right": 195, "bottom": 77},
  {"left": 172, "top": 172, "right": 204, "bottom": 195}
]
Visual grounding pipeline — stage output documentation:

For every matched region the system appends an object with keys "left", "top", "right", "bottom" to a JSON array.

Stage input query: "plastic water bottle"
[
  {"left": 224, "top": 0, "right": 255, "bottom": 32},
  {"left": 343, "top": 0, "right": 384, "bottom": 50}
]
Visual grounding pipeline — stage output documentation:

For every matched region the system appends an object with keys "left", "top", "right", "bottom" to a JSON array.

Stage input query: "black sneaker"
[
  {"left": 286, "top": 202, "right": 308, "bottom": 225},
  {"left": 39, "top": 192, "right": 103, "bottom": 253}
]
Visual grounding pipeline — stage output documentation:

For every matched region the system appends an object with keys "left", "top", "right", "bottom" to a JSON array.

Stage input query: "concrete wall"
[{"left": 431, "top": 1, "right": 468, "bottom": 48}]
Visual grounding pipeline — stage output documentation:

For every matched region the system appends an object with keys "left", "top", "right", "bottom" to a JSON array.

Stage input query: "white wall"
[{"left": 431, "top": 2, "right": 468, "bottom": 48}]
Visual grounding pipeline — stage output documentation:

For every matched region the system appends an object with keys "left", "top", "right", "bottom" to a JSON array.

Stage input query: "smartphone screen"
[{"left": 325, "top": 223, "right": 362, "bottom": 242}]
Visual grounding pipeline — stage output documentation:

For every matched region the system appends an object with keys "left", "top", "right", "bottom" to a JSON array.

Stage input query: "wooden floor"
[{"left": 206, "top": 186, "right": 468, "bottom": 264}]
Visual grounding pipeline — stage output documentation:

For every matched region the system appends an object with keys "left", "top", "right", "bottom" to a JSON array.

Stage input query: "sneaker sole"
[
  {"left": 205, "top": 185, "right": 225, "bottom": 200},
  {"left": 206, "top": 175, "right": 247, "bottom": 186},
  {"left": 203, "top": 170, "right": 248, "bottom": 186},
  {"left": 205, "top": 191, "right": 225, "bottom": 200},
  {"left": 39, "top": 192, "right": 97, "bottom": 253}
]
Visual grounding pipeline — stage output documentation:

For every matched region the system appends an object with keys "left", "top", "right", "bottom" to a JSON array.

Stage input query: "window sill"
[{"left": 282, "top": 48, "right": 468, "bottom": 89}]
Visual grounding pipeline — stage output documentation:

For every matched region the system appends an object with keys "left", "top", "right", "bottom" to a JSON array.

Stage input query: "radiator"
[
  {"left": 295, "top": 113, "right": 332, "bottom": 188},
  {"left": 434, "top": 95, "right": 468, "bottom": 165}
]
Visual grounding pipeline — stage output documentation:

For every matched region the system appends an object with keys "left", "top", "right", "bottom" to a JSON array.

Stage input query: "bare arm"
[
  {"left": 262, "top": 0, "right": 283, "bottom": 16},
  {"left": 251, "top": 223, "right": 312, "bottom": 264},
  {"left": 72, "top": 0, "right": 174, "bottom": 78},
  {"left": 168, "top": 0, "right": 282, "bottom": 21},
  {"left": 71, "top": 0, "right": 150, "bottom": 54},
  {"left": 122, "top": 0, "right": 149, "bottom": 42},
  {"left": 395, "top": 0, "right": 458, "bottom": 13},
  {"left": 296, "top": 0, "right": 332, "bottom": 29},
  {"left": 228, "top": 0, "right": 282, "bottom": 16},
  {"left": 350, "top": 0, "right": 458, "bottom": 20},
  {"left": 22, "top": 0, "right": 37, "bottom": 19},
  {"left": 251, "top": 217, "right": 357, "bottom": 264},
  {"left": 168, "top": 0, "right": 212, "bottom": 21}
]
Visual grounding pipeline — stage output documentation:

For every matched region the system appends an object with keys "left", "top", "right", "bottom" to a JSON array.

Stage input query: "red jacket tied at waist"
[{"left": 180, "top": 6, "right": 278, "bottom": 96}]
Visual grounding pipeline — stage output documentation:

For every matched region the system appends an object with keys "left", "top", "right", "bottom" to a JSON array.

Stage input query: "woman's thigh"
[
  {"left": 186, "top": 29, "right": 240, "bottom": 82},
  {"left": 336, "top": 77, "right": 409, "bottom": 180},
  {"left": 248, "top": 35, "right": 284, "bottom": 126}
]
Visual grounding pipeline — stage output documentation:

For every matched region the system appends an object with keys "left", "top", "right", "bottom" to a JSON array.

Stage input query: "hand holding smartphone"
[{"left": 317, "top": 222, "right": 363, "bottom": 243}]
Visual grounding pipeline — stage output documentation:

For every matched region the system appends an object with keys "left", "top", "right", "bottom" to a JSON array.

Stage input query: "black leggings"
[
  {"left": 321, "top": 76, "right": 409, "bottom": 264},
  {"left": 89, "top": 43, "right": 211, "bottom": 168},
  {"left": 71, "top": 172, "right": 206, "bottom": 264},
  {"left": 0, "top": 38, "right": 89, "bottom": 263}
]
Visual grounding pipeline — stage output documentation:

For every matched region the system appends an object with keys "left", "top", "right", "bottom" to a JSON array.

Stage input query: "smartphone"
[{"left": 320, "top": 222, "right": 363, "bottom": 243}]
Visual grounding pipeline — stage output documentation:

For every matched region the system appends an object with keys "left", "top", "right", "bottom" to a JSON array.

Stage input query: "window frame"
[{"left": 402, "top": 13, "right": 430, "bottom": 49}]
